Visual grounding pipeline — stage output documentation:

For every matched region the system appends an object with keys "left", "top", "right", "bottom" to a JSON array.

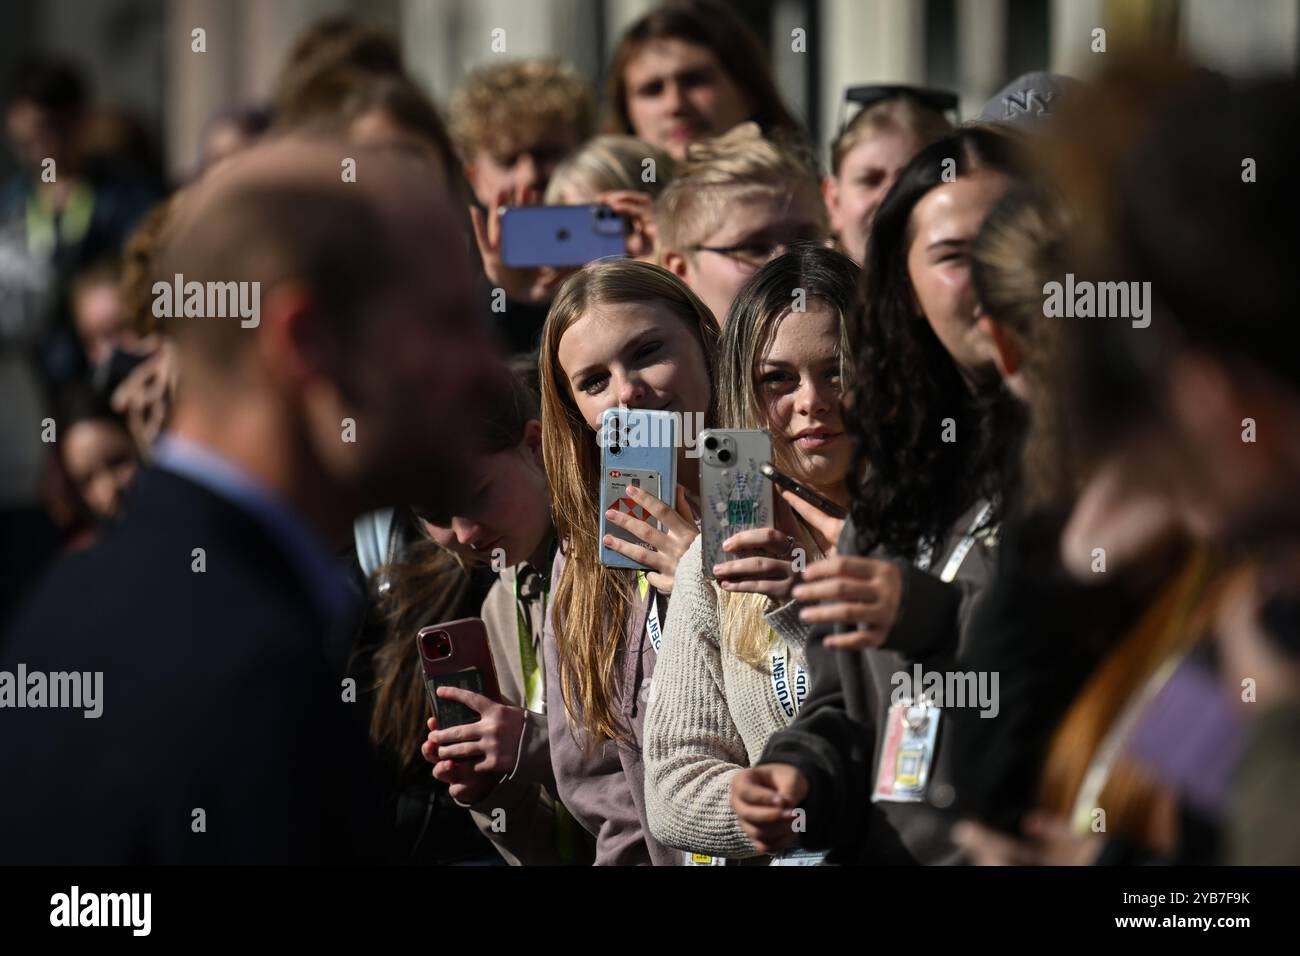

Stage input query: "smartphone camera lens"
[
  {"left": 703, "top": 435, "right": 718, "bottom": 451},
  {"left": 421, "top": 631, "right": 452, "bottom": 660},
  {"left": 718, "top": 449, "right": 732, "bottom": 463},
  {"left": 557, "top": 228, "right": 570, "bottom": 242}
]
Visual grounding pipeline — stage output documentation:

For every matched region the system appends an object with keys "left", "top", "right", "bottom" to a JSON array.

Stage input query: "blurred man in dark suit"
[{"left": 0, "top": 135, "right": 500, "bottom": 863}]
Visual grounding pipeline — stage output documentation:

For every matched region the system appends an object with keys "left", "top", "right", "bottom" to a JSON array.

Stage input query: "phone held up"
[
  {"left": 599, "top": 407, "right": 677, "bottom": 570},
  {"left": 698, "top": 429, "right": 774, "bottom": 578},
  {"left": 500, "top": 204, "right": 628, "bottom": 268},
  {"left": 416, "top": 619, "right": 502, "bottom": 731}
]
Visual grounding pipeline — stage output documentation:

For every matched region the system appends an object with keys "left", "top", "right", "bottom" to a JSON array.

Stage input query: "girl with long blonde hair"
[{"left": 538, "top": 258, "right": 718, "bottom": 865}]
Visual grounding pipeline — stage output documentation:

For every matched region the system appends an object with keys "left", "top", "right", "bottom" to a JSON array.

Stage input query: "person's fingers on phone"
[
  {"left": 778, "top": 488, "right": 845, "bottom": 553},
  {"left": 713, "top": 556, "right": 791, "bottom": 582},
  {"left": 430, "top": 721, "right": 483, "bottom": 746},
  {"left": 436, "top": 740, "right": 488, "bottom": 761},
  {"left": 435, "top": 684, "right": 495, "bottom": 716},
  {"left": 722, "top": 527, "right": 797, "bottom": 559},
  {"left": 600, "top": 531, "right": 655, "bottom": 565},
  {"left": 625, "top": 483, "right": 694, "bottom": 539},
  {"left": 469, "top": 204, "right": 489, "bottom": 254},
  {"left": 489, "top": 188, "right": 512, "bottom": 247},
  {"left": 603, "top": 503, "right": 670, "bottom": 553},
  {"left": 720, "top": 579, "right": 795, "bottom": 599},
  {"left": 642, "top": 570, "right": 677, "bottom": 594},
  {"left": 433, "top": 759, "right": 469, "bottom": 782}
]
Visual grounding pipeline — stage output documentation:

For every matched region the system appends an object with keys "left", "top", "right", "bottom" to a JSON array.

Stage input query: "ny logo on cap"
[{"left": 1003, "top": 89, "right": 1055, "bottom": 119}]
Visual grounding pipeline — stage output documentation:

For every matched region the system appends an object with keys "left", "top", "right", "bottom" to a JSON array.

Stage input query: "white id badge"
[
  {"left": 683, "top": 851, "right": 727, "bottom": 866},
  {"left": 769, "top": 849, "right": 827, "bottom": 866},
  {"left": 871, "top": 699, "right": 941, "bottom": 803}
]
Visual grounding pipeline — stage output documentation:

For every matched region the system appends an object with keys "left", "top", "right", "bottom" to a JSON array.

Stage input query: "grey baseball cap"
[{"left": 978, "top": 71, "right": 1082, "bottom": 130}]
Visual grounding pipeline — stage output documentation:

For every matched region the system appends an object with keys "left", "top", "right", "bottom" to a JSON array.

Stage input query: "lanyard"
[
  {"left": 637, "top": 570, "right": 662, "bottom": 654},
  {"left": 769, "top": 640, "right": 807, "bottom": 721},
  {"left": 915, "top": 502, "right": 994, "bottom": 582},
  {"left": 514, "top": 537, "right": 557, "bottom": 714}
]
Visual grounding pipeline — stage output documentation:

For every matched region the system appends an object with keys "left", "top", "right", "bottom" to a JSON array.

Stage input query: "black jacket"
[
  {"left": 759, "top": 504, "right": 999, "bottom": 864},
  {"left": 0, "top": 468, "right": 385, "bottom": 864}
]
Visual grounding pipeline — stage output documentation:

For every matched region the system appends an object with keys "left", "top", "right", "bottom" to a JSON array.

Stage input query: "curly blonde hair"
[{"left": 451, "top": 59, "right": 594, "bottom": 160}]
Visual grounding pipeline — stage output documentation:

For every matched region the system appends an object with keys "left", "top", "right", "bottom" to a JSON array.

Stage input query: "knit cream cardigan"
[{"left": 643, "top": 535, "right": 812, "bottom": 859}]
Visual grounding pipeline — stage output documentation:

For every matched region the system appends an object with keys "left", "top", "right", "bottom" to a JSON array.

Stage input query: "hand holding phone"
[
  {"left": 760, "top": 461, "right": 848, "bottom": 557},
  {"left": 470, "top": 186, "right": 547, "bottom": 303},
  {"left": 416, "top": 619, "right": 502, "bottom": 730},
  {"left": 599, "top": 408, "right": 677, "bottom": 570}
]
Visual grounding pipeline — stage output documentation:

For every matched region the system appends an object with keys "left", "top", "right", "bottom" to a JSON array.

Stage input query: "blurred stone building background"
[{"left": 2, "top": 0, "right": 1297, "bottom": 183}]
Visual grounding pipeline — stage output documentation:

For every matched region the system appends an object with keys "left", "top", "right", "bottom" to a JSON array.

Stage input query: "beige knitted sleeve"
[{"left": 643, "top": 537, "right": 762, "bottom": 859}]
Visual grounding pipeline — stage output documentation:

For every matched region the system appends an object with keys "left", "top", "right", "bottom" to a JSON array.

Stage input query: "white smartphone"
[{"left": 698, "top": 429, "right": 773, "bottom": 578}]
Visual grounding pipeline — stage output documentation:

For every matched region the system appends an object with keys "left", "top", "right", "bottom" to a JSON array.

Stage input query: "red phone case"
[{"left": 416, "top": 618, "right": 502, "bottom": 729}]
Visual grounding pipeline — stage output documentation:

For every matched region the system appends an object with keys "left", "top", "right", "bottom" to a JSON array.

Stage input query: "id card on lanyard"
[{"left": 872, "top": 504, "right": 992, "bottom": 803}]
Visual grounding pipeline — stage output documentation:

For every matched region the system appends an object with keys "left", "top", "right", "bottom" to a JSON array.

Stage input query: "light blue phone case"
[
  {"left": 599, "top": 408, "right": 678, "bottom": 569},
  {"left": 500, "top": 204, "right": 627, "bottom": 268}
]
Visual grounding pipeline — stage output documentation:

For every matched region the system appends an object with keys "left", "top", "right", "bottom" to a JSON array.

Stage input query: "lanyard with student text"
[
  {"left": 637, "top": 570, "right": 662, "bottom": 654},
  {"left": 769, "top": 637, "right": 807, "bottom": 721}
]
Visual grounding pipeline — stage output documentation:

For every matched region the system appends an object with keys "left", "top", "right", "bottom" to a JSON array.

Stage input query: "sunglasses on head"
[{"left": 833, "top": 84, "right": 961, "bottom": 151}]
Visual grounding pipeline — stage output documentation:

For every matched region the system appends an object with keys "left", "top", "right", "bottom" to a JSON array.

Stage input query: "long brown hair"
[
  {"left": 715, "top": 244, "right": 857, "bottom": 667},
  {"left": 364, "top": 358, "right": 541, "bottom": 771},
  {"left": 602, "top": 0, "right": 806, "bottom": 149},
  {"left": 539, "top": 260, "right": 719, "bottom": 748}
]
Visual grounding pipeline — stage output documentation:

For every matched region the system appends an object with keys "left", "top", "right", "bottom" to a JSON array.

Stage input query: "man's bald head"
[{"left": 158, "top": 134, "right": 463, "bottom": 373}]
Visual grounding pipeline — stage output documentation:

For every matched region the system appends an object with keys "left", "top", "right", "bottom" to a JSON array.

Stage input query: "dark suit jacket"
[{"left": 0, "top": 468, "right": 385, "bottom": 864}]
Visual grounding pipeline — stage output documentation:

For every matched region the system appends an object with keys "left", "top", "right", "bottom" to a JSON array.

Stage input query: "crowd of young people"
[{"left": 1, "top": 2, "right": 1296, "bottom": 867}]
